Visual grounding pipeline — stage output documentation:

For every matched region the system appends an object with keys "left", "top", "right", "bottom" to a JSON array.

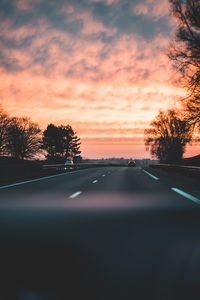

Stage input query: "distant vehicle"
[
  {"left": 128, "top": 160, "right": 136, "bottom": 167},
  {"left": 65, "top": 160, "right": 74, "bottom": 165}
]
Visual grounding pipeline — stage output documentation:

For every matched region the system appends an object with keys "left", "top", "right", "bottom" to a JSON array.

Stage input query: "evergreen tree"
[{"left": 42, "top": 124, "right": 81, "bottom": 162}]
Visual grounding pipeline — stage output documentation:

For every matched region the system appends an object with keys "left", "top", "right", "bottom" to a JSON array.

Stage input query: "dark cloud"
[
  {"left": 0, "top": 0, "right": 16, "bottom": 17},
  {"left": 0, "top": 0, "right": 172, "bottom": 74},
  {"left": 0, "top": 53, "right": 21, "bottom": 72},
  {"left": 90, "top": 1, "right": 152, "bottom": 39},
  {"left": 0, "top": 0, "right": 172, "bottom": 37}
]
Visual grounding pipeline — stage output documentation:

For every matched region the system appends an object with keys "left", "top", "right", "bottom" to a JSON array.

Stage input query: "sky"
[{"left": 0, "top": 0, "right": 197, "bottom": 158}]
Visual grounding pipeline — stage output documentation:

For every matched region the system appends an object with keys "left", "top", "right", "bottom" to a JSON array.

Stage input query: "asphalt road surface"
[
  {"left": 1, "top": 166, "right": 200, "bottom": 300},
  {"left": 1, "top": 166, "right": 200, "bottom": 202}
]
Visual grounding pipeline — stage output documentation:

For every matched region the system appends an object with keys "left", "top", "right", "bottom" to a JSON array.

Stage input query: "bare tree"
[
  {"left": 6, "top": 117, "right": 41, "bottom": 160},
  {"left": 168, "top": 0, "right": 200, "bottom": 126},
  {"left": 0, "top": 105, "right": 10, "bottom": 156},
  {"left": 145, "top": 110, "right": 193, "bottom": 163}
]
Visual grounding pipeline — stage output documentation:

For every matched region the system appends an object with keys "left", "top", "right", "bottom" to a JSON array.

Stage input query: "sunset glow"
[{"left": 0, "top": 0, "right": 195, "bottom": 158}]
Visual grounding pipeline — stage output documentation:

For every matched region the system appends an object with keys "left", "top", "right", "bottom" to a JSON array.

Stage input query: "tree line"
[
  {"left": 0, "top": 105, "right": 81, "bottom": 162},
  {"left": 145, "top": 0, "right": 200, "bottom": 163}
]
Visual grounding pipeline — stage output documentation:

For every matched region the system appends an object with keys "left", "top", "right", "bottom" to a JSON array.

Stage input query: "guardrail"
[{"left": 150, "top": 163, "right": 200, "bottom": 175}]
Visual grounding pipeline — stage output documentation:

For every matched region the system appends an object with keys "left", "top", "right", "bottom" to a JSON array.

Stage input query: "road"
[
  {"left": 1, "top": 166, "right": 200, "bottom": 204},
  {"left": 1, "top": 166, "right": 200, "bottom": 300}
]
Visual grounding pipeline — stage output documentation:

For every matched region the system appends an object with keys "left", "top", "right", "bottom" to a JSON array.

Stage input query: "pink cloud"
[
  {"left": 87, "top": 0, "right": 119, "bottom": 5},
  {"left": 132, "top": 0, "right": 170, "bottom": 20},
  {"left": 16, "top": 0, "right": 41, "bottom": 11},
  {"left": 0, "top": 5, "right": 187, "bottom": 158}
]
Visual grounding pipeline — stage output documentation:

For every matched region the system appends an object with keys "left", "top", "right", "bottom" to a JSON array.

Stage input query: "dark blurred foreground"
[{"left": 1, "top": 194, "right": 200, "bottom": 300}]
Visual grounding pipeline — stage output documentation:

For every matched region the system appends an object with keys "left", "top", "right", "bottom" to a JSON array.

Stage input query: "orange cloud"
[{"left": 0, "top": 1, "right": 189, "bottom": 158}]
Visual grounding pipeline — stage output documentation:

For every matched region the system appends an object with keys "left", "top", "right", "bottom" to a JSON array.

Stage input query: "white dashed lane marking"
[
  {"left": 142, "top": 169, "right": 159, "bottom": 181},
  {"left": 171, "top": 188, "right": 200, "bottom": 204},
  {"left": 69, "top": 191, "right": 82, "bottom": 199}
]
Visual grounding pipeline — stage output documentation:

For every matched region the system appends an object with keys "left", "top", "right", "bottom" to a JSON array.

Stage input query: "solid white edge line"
[
  {"left": 0, "top": 169, "right": 87, "bottom": 190},
  {"left": 69, "top": 191, "right": 82, "bottom": 199},
  {"left": 142, "top": 169, "right": 159, "bottom": 181},
  {"left": 92, "top": 180, "right": 98, "bottom": 184},
  {"left": 171, "top": 187, "right": 200, "bottom": 204}
]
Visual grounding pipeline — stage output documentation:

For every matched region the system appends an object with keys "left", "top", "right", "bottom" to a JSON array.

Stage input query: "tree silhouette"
[
  {"left": 42, "top": 124, "right": 81, "bottom": 162},
  {"left": 168, "top": 0, "right": 200, "bottom": 126},
  {"left": 42, "top": 124, "right": 60, "bottom": 160},
  {"left": 6, "top": 117, "right": 41, "bottom": 160},
  {"left": 0, "top": 105, "right": 10, "bottom": 156},
  {"left": 73, "top": 155, "right": 82, "bottom": 163},
  {"left": 145, "top": 110, "right": 193, "bottom": 163}
]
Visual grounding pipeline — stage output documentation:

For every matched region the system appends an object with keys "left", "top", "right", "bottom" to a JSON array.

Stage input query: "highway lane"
[
  {"left": 144, "top": 166, "right": 200, "bottom": 202},
  {"left": 1, "top": 166, "right": 200, "bottom": 299},
  {"left": 0, "top": 166, "right": 200, "bottom": 208}
]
